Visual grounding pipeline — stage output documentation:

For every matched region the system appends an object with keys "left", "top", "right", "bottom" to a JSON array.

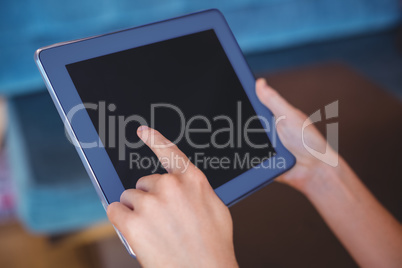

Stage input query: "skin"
[
  {"left": 107, "top": 125, "right": 238, "bottom": 268},
  {"left": 255, "top": 79, "right": 402, "bottom": 267},
  {"left": 108, "top": 79, "right": 402, "bottom": 267}
]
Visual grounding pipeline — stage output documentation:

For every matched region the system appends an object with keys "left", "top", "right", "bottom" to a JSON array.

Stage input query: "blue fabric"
[
  {"left": 0, "top": 0, "right": 400, "bottom": 96},
  {"left": 7, "top": 92, "right": 107, "bottom": 234}
]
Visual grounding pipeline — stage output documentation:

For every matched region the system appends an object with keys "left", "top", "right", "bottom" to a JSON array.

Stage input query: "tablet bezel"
[{"left": 35, "top": 9, "right": 296, "bottom": 208}]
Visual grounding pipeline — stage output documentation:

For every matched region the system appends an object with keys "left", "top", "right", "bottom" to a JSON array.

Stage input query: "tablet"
[{"left": 35, "top": 9, "right": 295, "bottom": 256}]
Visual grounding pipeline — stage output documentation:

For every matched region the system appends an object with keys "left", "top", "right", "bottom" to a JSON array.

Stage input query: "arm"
[
  {"left": 304, "top": 158, "right": 402, "bottom": 268},
  {"left": 256, "top": 78, "right": 402, "bottom": 268}
]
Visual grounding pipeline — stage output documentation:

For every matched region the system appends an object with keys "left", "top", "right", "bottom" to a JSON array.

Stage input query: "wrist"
[
  {"left": 298, "top": 159, "right": 345, "bottom": 198},
  {"left": 208, "top": 246, "right": 238, "bottom": 268}
]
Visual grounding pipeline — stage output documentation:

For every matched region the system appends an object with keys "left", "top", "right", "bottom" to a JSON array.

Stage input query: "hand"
[
  {"left": 107, "top": 126, "right": 238, "bottom": 268},
  {"left": 257, "top": 79, "right": 402, "bottom": 268},
  {"left": 255, "top": 78, "right": 339, "bottom": 193}
]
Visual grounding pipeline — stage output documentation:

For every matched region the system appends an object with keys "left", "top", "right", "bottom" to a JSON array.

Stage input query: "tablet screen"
[{"left": 66, "top": 29, "right": 276, "bottom": 189}]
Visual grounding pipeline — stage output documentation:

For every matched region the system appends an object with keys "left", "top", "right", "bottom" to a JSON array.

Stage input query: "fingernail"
[
  {"left": 257, "top": 78, "right": 267, "bottom": 88},
  {"left": 138, "top": 125, "right": 148, "bottom": 132},
  {"left": 137, "top": 126, "right": 149, "bottom": 138}
]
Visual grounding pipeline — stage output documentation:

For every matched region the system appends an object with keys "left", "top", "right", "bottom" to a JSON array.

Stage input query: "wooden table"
[{"left": 231, "top": 62, "right": 402, "bottom": 267}]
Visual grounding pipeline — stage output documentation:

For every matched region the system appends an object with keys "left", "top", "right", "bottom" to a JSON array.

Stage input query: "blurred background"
[{"left": 0, "top": 1, "right": 401, "bottom": 267}]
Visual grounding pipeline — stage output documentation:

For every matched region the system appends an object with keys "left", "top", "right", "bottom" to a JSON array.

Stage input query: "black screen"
[{"left": 66, "top": 29, "right": 275, "bottom": 189}]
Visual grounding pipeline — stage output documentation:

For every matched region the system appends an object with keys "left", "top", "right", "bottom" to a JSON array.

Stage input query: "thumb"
[
  {"left": 107, "top": 202, "right": 132, "bottom": 234},
  {"left": 256, "top": 78, "right": 294, "bottom": 118}
]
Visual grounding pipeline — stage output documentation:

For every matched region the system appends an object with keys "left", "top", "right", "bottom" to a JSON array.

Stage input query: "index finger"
[
  {"left": 137, "top": 126, "right": 194, "bottom": 175},
  {"left": 256, "top": 78, "right": 295, "bottom": 118}
]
